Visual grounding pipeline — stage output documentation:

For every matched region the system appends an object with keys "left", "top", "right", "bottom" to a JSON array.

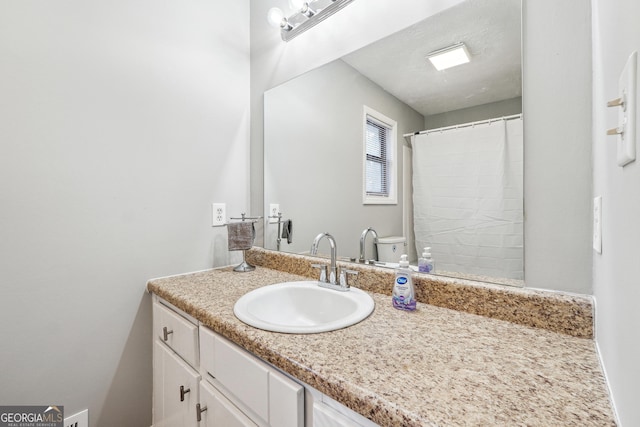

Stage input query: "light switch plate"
[
  {"left": 212, "top": 203, "right": 226, "bottom": 226},
  {"left": 617, "top": 51, "right": 637, "bottom": 167},
  {"left": 593, "top": 196, "right": 602, "bottom": 254}
]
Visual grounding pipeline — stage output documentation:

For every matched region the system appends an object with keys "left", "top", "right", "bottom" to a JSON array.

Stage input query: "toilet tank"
[{"left": 375, "top": 236, "right": 406, "bottom": 263}]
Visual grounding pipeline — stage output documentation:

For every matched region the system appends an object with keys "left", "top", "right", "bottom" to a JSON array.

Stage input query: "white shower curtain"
[{"left": 412, "top": 117, "right": 524, "bottom": 280}]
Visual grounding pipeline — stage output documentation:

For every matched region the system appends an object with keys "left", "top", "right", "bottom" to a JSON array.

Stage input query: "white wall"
[
  {"left": 252, "top": 0, "right": 594, "bottom": 295},
  {"left": 0, "top": 1, "right": 250, "bottom": 425},
  {"left": 425, "top": 97, "right": 522, "bottom": 129},
  {"left": 592, "top": 0, "right": 640, "bottom": 424}
]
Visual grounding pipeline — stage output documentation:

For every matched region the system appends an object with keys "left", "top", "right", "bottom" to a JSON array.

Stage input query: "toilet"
[{"left": 375, "top": 236, "right": 406, "bottom": 263}]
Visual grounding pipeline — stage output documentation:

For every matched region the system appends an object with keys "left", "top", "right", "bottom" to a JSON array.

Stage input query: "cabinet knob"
[
  {"left": 196, "top": 403, "right": 207, "bottom": 422},
  {"left": 162, "top": 326, "right": 173, "bottom": 341},
  {"left": 179, "top": 385, "right": 190, "bottom": 402}
]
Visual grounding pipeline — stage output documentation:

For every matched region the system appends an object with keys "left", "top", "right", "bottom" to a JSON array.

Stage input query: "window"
[{"left": 363, "top": 106, "right": 397, "bottom": 204}]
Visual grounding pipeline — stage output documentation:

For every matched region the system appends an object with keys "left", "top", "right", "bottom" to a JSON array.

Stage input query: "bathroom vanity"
[
  {"left": 152, "top": 290, "right": 372, "bottom": 426},
  {"left": 148, "top": 248, "right": 615, "bottom": 426},
  {"left": 153, "top": 296, "right": 307, "bottom": 426}
]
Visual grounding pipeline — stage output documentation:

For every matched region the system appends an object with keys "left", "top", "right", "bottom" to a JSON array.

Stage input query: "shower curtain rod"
[{"left": 403, "top": 113, "right": 523, "bottom": 145}]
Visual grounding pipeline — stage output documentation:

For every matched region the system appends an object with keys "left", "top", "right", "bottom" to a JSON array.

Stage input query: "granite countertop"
[{"left": 147, "top": 258, "right": 616, "bottom": 426}]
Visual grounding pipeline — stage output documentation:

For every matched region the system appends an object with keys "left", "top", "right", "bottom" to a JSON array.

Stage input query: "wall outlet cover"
[
  {"left": 212, "top": 203, "right": 226, "bottom": 226},
  {"left": 269, "top": 203, "right": 280, "bottom": 224},
  {"left": 64, "top": 409, "right": 88, "bottom": 427}
]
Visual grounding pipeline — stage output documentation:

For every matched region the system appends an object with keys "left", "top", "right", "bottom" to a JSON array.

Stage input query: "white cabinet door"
[
  {"left": 211, "top": 334, "right": 270, "bottom": 423},
  {"left": 198, "top": 381, "right": 257, "bottom": 427},
  {"left": 153, "top": 341, "right": 164, "bottom": 425},
  {"left": 155, "top": 341, "right": 200, "bottom": 427}
]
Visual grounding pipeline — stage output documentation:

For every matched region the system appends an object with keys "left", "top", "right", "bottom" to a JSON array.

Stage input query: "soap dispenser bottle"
[
  {"left": 392, "top": 254, "right": 416, "bottom": 311},
  {"left": 418, "top": 247, "right": 434, "bottom": 273}
]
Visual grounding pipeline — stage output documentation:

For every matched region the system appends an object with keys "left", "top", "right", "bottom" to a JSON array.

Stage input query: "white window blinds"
[{"left": 365, "top": 115, "right": 390, "bottom": 197}]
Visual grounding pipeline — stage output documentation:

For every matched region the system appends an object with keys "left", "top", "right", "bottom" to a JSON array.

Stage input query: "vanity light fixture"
[
  {"left": 426, "top": 42, "right": 471, "bottom": 71},
  {"left": 267, "top": 0, "right": 356, "bottom": 42},
  {"left": 267, "top": 7, "right": 293, "bottom": 31},
  {"left": 290, "top": 0, "right": 316, "bottom": 18}
]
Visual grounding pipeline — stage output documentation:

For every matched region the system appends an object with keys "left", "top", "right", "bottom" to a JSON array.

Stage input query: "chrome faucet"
[
  {"left": 310, "top": 232, "right": 338, "bottom": 284},
  {"left": 310, "top": 232, "right": 358, "bottom": 291},
  {"left": 359, "top": 227, "right": 379, "bottom": 263}
]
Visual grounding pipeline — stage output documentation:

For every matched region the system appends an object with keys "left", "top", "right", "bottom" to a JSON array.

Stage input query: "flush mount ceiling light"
[
  {"left": 426, "top": 43, "right": 471, "bottom": 71},
  {"left": 267, "top": 0, "right": 356, "bottom": 42}
]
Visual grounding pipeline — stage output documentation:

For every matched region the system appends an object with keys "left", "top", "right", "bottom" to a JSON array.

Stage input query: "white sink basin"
[{"left": 233, "top": 281, "right": 375, "bottom": 334}]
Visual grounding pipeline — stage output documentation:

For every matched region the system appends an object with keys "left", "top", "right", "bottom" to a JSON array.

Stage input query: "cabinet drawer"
[
  {"left": 313, "top": 402, "right": 356, "bottom": 427},
  {"left": 153, "top": 300, "right": 199, "bottom": 367},
  {"left": 211, "top": 332, "right": 270, "bottom": 422},
  {"left": 269, "top": 368, "right": 304, "bottom": 427},
  {"left": 199, "top": 327, "right": 304, "bottom": 427}
]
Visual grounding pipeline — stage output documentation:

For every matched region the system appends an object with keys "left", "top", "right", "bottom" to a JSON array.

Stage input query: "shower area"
[{"left": 406, "top": 115, "right": 524, "bottom": 281}]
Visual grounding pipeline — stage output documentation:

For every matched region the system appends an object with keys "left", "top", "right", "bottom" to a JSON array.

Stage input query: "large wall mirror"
[{"left": 264, "top": 0, "right": 523, "bottom": 286}]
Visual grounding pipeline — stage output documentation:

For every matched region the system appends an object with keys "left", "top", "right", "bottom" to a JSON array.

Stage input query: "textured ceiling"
[{"left": 341, "top": 0, "right": 522, "bottom": 117}]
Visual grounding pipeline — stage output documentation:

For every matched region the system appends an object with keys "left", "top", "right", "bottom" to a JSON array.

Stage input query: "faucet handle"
[
  {"left": 311, "top": 264, "right": 328, "bottom": 283},
  {"left": 339, "top": 269, "right": 359, "bottom": 289}
]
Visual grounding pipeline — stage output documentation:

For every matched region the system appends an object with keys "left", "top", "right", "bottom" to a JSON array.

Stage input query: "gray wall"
[
  {"left": 592, "top": 0, "right": 640, "bottom": 424},
  {"left": 522, "top": 0, "right": 593, "bottom": 294},
  {"left": 425, "top": 97, "right": 522, "bottom": 129},
  {"left": 252, "top": 0, "right": 593, "bottom": 295},
  {"left": 264, "top": 60, "right": 424, "bottom": 257},
  {"left": 0, "top": 1, "right": 250, "bottom": 425}
]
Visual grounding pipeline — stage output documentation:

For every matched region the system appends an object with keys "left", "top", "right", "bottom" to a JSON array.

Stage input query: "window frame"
[{"left": 362, "top": 106, "right": 398, "bottom": 205}]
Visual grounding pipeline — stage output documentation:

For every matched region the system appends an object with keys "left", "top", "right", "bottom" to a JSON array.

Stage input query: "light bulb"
[
  {"left": 290, "top": 0, "right": 315, "bottom": 17},
  {"left": 300, "top": 3, "right": 315, "bottom": 17},
  {"left": 267, "top": 7, "right": 285, "bottom": 28},
  {"left": 289, "top": 0, "right": 305, "bottom": 10}
]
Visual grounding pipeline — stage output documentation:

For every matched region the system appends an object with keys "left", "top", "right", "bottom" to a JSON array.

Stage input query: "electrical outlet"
[
  {"left": 269, "top": 203, "right": 280, "bottom": 224},
  {"left": 65, "top": 409, "right": 88, "bottom": 427},
  {"left": 212, "top": 203, "right": 226, "bottom": 226},
  {"left": 593, "top": 196, "right": 602, "bottom": 254}
]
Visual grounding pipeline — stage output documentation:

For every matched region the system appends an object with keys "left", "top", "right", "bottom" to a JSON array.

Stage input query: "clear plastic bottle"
[
  {"left": 418, "top": 247, "right": 434, "bottom": 273},
  {"left": 392, "top": 254, "right": 416, "bottom": 311}
]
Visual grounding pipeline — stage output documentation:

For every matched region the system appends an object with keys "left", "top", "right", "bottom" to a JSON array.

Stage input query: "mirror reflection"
[{"left": 264, "top": 0, "right": 523, "bottom": 286}]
